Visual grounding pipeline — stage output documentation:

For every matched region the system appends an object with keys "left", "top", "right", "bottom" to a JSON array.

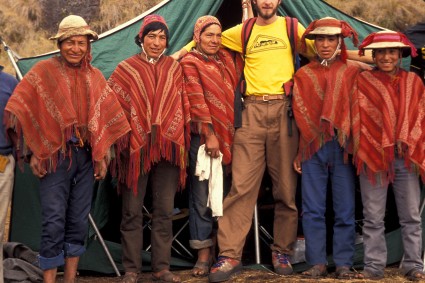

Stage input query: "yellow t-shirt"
[
  {"left": 183, "top": 17, "right": 314, "bottom": 95},
  {"left": 222, "top": 17, "right": 314, "bottom": 95}
]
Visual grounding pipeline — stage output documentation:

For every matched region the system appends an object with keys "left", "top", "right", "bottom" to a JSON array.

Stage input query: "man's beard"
[{"left": 254, "top": 3, "right": 279, "bottom": 20}]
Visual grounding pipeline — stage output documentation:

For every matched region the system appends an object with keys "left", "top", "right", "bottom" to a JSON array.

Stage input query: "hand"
[
  {"left": 293, "top": 158, "right": 302, "bottom": 174},
  {"left": 170, "top": 49, "right": 188, "bottom": 61},
  {"left": 94, "top": 159, "right": 107, "bottom": 180},
  {"left": 205, "top": 134, "right": 220, "bottom": 159},
  {"left": 241, "top": 0, "right": 251, "bottom": 8},
  {"left": 30, "top": 155, "right": 47, "bottom": 178}
]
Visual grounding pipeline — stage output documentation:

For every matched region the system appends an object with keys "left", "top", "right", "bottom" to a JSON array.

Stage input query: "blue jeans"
[
  {"left": 188, "top": 134, "right": 231, "bottom": 250},
  {"left": 360, "top": 157, "right": 423, "bottom": 275},
  {"left": 37, "top": 145, "right": 94, "bottom": 270},
  {"left": 301, "top": 139, "right": 355, "bottom": 267}
]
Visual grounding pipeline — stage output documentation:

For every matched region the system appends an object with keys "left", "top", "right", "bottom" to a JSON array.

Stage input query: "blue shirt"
[{"left": 0, "top": 66, "right": 18, "bottom": 155}]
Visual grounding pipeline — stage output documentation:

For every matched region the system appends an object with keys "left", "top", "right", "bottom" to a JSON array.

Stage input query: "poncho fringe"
[
  {"left": 351, "top": 69, "right": 425, "bottom": 183},
  {"left": 108, "top": 54, "right": 190, "bottom": 194},
  {"left": 5, "top": 56, "right": 130, "bottom": 172}
]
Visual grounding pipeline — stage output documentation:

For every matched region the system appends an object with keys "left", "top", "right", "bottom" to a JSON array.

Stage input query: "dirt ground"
[{"left": 57, "top": 265, "right": 421, "bottom": 283}]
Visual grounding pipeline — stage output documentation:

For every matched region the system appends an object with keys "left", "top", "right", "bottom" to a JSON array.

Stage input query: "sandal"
[
  {"left": 152, "top": 270, "right": 181, "bottom": 283},
  {"left": 406, "top": 269, "right": 425, "bottom": 281},
  {"left": 354, "top": 270, "right": 384, "bottom": 280},
  {"left": 335, "top": 266, "right": 356, "bottom": 279},
  {"left": 121, "top": 272, "right": 139, "bottom": 283},
  {"left": 301, "top": 265, "right": 328, "bottom": 278},
  {"left": 192, "top": 260, "right": 210, "bottom": 277}
]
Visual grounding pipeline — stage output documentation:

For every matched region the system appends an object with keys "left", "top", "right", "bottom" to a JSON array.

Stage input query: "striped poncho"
[
  {"left": 108, "top": 54, "right": 190, "bottom": 192},
  {"left": 180, "top": 48, "right": 242, "bottom": 165},
  {"left": 5, "top": 56, "right": 130, "bottom": 169},
  {"left": 293, "top": 59, "right": 361, "bottom": 162},
  {"left": 351, "top": 69, "right": 425, "bottom": 182}
]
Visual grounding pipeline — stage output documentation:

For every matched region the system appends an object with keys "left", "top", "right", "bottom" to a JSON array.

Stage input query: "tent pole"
[
  {"left": 253, "top": 204, "right": 261, "bottom": 264},
  {"left": 88, "top": 213, "right": 121, "bottom": 277},
  {"left": 0, "top": 37, "right": 23, "bottom": 80}
]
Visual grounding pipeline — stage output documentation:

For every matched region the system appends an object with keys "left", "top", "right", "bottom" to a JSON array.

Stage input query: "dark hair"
[{"left": 134, "top": 22, "right": 169, "bottom": 48}]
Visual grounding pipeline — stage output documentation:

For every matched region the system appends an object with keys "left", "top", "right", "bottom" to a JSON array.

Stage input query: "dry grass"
[
  {"left": 92, "top": 0, "right": 162, "bottom": 34},
  {"left": 0, "top": 0, "right": 162, "bottom": 74},
  {"left": 326, "top": 0, "right": 425, "bottom": 31},
  {"left": 0, "top": 0, "right": 55, "bottom": 73}
]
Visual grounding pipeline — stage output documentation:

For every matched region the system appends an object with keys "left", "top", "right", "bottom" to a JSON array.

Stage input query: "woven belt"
[{"left": 244, "top": 94, "right": 285, "bottom": 102}]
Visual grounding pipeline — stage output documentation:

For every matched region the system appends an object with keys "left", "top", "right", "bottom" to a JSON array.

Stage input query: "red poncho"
[
  {"left": 293, "top": 59, "right": 360, "bottom": 161},
  {"left": 5, "top": 56, "right": 130, "bottom": 169},
  {"left": 180, "top": 49, "right": 242, "bottom": 165},
  {"left": 108, "top": 54, "right": 190, "bottom": 192},
  {"left": 351, "top": 69, "right": 425, "bottom": 182}
]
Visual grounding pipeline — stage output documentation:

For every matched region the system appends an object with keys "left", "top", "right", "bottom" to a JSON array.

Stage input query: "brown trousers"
[
  {"left": 120, "top": 160, "right": 179, "bottom": 273},
  {"left": 218, "top": 98, "right": 299, "bottom": 260}
]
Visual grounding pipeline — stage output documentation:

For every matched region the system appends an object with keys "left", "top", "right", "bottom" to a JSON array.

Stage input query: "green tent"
[{"left": 11, "top": 0, "right": 415, "bottom": 274}]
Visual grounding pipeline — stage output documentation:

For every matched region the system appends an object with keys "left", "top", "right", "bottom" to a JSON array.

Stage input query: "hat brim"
[
  {"left": 305, "top": 27, "right": 342, "bottom": 39},
  {"left": 49, "top": 29, "right": 99, "bottom": 41},
  {"left": 362, "top": 42, "right": 412, "bottom": 57}
]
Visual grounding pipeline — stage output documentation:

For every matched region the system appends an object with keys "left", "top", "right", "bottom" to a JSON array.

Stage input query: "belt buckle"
[{"left": 262, "top": 95, "right": 269, "bottom": 102}]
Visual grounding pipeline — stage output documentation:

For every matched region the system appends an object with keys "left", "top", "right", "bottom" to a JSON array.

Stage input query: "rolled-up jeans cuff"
[
  {"left": 190, "top": 239, "right": 213, "bottom": 250},
  {"left": 37, "top": 251, "right": 65, "bottom": 270},
  {"left": 64, "top": 242, "right": 86, "bottom": 257}
]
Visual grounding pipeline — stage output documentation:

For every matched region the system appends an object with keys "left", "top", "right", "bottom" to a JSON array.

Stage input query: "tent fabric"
[
  {"left": 405, "top": 22, "right": 425, "bottom": 48},
  {"left": 10, "top": 0, "right": 416, "bottom": 274}
]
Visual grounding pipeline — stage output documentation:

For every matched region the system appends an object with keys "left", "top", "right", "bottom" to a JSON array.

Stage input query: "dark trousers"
[
  {"left": 38, "top": 146, "right": 94, "bottom": 270},
  {"left": 121, "top": 160, "right": 179, "bottom": 273}
]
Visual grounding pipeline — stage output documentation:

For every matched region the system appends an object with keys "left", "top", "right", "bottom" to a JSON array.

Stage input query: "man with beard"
[{"left": 173, "top": 0, "right": 316, "bottom": 281}]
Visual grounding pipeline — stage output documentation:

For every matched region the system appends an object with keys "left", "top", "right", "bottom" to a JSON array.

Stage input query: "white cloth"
[{"left": 194, "top": 144, "right": 223, "bottom": 217}]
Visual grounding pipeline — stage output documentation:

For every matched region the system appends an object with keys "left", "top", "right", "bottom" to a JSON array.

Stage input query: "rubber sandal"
[
  {"left": 301, "top": 265, "right": 328, "bottom": 278},
  {"left": 152, "top": 270, "right": 181, "bottom": 283},
  {"left": 406, "top": 269, "right": 425, "bottom": 281},
  {"left": 192, "top": 260, "right": 210, "bottom": 277},
  {"left": 335, "top": 266, "right": 356, "bottom": 279},
  {"left": 355, "top": 270, "right": 384, "bottom": 280}
]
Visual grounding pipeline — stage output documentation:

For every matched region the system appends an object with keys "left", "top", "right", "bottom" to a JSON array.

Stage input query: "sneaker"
[
  {"left": 272, "top": 251, "right": 293, "bottom": 275},
  {"left": 208, "top": 256, "right": 242, "bottom": 282}
]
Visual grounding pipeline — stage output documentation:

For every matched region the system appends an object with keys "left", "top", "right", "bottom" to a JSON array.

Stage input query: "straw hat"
[
  {"left": 49, "top": 15, "right": 98, "bottom": 42},
  {"left": 358, "top": 30, "right": 417, "bottom": 58}
]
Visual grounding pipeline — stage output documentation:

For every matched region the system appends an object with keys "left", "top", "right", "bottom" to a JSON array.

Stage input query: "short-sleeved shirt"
[{"left": 221, "top": 17, "right": 314, "bottom": 95}]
